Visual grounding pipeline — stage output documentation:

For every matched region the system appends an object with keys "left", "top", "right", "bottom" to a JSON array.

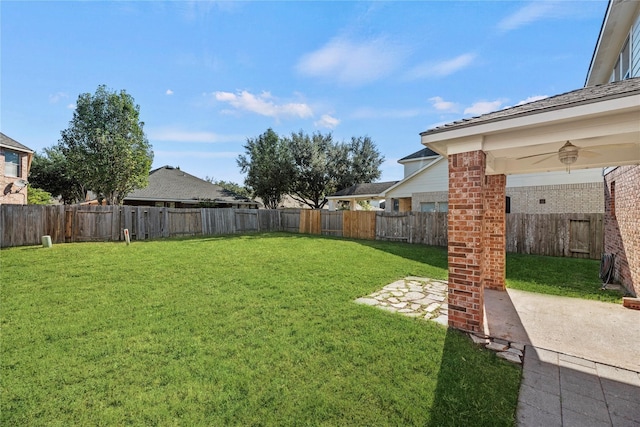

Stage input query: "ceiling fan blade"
[
  {"left": 579, "top": 150, "right": 600, "bottom": 158},
  {"left": 516, "top": 151, "right": 557, "bottom": 160},
  {"left": 578, "top": 142, "right": 639, "bottom": 151},
  {"left": 532, "top": 154, "right": 557, "bottom": 165}
]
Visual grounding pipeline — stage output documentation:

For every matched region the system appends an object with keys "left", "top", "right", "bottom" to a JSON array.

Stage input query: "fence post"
[{"left": 64, "top": 207, "right": 74, "bottom": 243}]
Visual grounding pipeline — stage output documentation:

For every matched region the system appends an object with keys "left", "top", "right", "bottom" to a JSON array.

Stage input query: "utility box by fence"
[{"left": 0, "top": 205, "right": 603, "bottom": 259}]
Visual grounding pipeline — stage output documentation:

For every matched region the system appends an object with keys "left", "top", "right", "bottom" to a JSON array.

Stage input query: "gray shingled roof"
[
  {"left": 399, "top": 147, "right": 439, "bottom": 161},
  {"left": 0, "top": 132, "right": 34, "bottom": 153},
  {"left": 125, "top": 166, "right": 257, "bottom": 205},
  {"left": 421, "top": 77, "right": 640, "bottom": 136},
  {"left": 330, "top": 181, "right": 399, "bottom": 197}
]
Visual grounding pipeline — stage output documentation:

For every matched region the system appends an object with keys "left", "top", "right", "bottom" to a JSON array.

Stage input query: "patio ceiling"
[{"left": 421, "top": 79, "right": 640, "bottom": 175}]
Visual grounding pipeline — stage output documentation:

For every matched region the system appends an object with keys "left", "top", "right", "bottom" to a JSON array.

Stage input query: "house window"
[
  {"left": 393, "top": 199, "right": 399, "bottom": 212},
  {"left": 505, "top": 196, "right": 511, "bottom": 214},
  {"left": 4, "top": 151, "right": 20, "bottom": 177},
  {"left": 420, "top": 202, "right": 448, "bottom": 212},
  {"left": 621, "top": 38, "right": 631, "bottom": 79},
  {"left": 611, "top": 37, "right": 631, "bottom": 82},
  {"left": 420, "top": 202, "right": 436, "bottom": 212}
]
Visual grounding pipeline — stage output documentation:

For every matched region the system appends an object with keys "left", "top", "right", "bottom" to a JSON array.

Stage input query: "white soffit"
[{"left": 422, "top": 94, "right": 640, "bottom": 175}]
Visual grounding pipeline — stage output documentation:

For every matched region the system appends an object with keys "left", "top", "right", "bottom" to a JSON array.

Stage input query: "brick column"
[
  {"left": 484, "top": 174, "right": 506, "bottom": 291},
  {"left": 447, "top": 151, "right": 485, "bottom": 332}
]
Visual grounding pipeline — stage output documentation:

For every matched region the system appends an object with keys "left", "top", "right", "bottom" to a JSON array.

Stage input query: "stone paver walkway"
[
  {"left": 356, "top": 277, "right": 640, "bottom": 426},
  {"left": 355, "top": 276, "right": 525, "bottom": 363},
  {"left": 354, "top": 276, "right": 449, "bottom": 325},
  {"left": 518, "top": 346, "right": 640, "bottom": 427}
]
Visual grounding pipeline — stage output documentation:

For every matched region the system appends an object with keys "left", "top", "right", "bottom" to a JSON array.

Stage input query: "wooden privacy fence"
[{"left": 0, "top": 205, "right": 603, "bottom": 259}]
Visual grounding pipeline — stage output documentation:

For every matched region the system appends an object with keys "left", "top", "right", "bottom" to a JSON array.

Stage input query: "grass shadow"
[
  {"left": 427, "top": 328, "right": 521, "bottom": 427},
  {"left": 349, "top": 238, "right": 448, "bottom": 271},
  {"left": 506, "top": 252, "right": 624, "bottom": 303}
]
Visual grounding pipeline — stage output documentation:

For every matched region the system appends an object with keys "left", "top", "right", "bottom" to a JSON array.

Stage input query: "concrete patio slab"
[{"left": 484, "top": 288, "right": 640, "bottom": 372}]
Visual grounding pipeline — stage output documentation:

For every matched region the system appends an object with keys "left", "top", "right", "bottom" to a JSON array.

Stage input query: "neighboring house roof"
[
  {"left": 329, "top": 181, "right": 399, "bottom": 198},
  {"left": 421, "top": 77, "right": 640, "bottom": 137},
  {"left": 0, "top": 132, "right": 34, "bottom": 153},
  {"left": 399, "top": 147, "right": 439, "bottom": 162},
  {"left": 124, "top": 166, "right": 257, "bottom": 205}
]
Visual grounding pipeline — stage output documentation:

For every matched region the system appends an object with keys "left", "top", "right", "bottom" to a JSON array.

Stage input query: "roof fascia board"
[
  {"left": 397, "top": 155, "right": 440, "bottom": 165},
  {"left": 422, "top": 95, "right": 640, "bottom": 155},
  {"left": 585, "top": 0, "right": 615, "bottom": 86},
  {"left": 586, "top": 1, "right": 640, "bottom": 86},
  {"left": 0, "top": 143, "right": 34, "bottom": 154}
]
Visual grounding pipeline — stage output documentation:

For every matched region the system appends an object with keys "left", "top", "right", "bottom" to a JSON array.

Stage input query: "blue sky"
[{"left": 1, "top": 1, "right": 607, "bottom": 184}]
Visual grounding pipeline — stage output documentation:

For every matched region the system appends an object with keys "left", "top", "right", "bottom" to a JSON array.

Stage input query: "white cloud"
[
  {"left": 296, "top": 36, "right": 407, "bottom": 86},
  {"left": 314, "top": 114, "right": 340, "bottom": 129},
  {"left": 497, "top": 2, "right": 556, "bottom": 32},
  {"left": 406, "top": 53, "right": 476, "bottom": 79},
  {"left": 147, "top": 128, "right": 243, "bottom": 143},
  {"left": 515, "top": 95, "right": 548, "bottom": 106},
  {"left": 67, "top": 103, "right": 76, "bottom": 110},
  {"left": 49, "top": 92, "right": 68, "bottom": 103},
  {"left": 464, "top": 100, "right": 505, "bottom": 116},
  {"left": 166, "top": 89, "right": 174, "bottom": 95},
  {"left": 429, "top": 96, "right": 457, "bottom": 113},
  {"left": 214, "top": 90, "right": 313, "bottom": 119}
]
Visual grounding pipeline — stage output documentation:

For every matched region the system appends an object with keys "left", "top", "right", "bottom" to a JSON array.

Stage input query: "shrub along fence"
[{"left": 0, "top": 205, "right": 602, "bottom": 259}]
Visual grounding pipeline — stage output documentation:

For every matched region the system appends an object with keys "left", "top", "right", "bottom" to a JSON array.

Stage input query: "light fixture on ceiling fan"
[
  {"left": 557, "top": 141, "right": 579, "bottom": 167},
  {"left": 517, "top": 140, "right": 638, "bottom": 173},
  {"left": 517, "top": 140, "right": 606, "bottom": 173}
]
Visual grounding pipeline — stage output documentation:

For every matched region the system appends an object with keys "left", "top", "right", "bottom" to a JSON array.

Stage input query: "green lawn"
[
  {"left": 506, "top": 252, "right": 624, "bottom": 303},
  {"left": 2, "top": 234, "right": 521, "bottom": 426}
]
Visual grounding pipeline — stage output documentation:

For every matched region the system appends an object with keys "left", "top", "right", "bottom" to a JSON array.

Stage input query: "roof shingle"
[
  {"left": 0, "top": 132, "right": 34, "bottom": 153},
  {"left": 125, "top": 166, "right": 256, "bottom": 205},
  {"left": 421, "top": 77, "right": 640, "bottom": 136},
  {"left": 399, "top": 147, "right": 439, "bottom": 161},
  {"left": 330, "top": 181, "right": 398, "bottom": 197}
]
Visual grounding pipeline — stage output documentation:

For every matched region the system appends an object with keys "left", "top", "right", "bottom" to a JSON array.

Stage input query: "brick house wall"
[
  {"left": 507, "top": 182, "right": 604, "bottom": 214},
  {"left": 410, "top": 183, "right": 602, "bottom": 214},
  {"left": 0, "top": 148, "right": 30, "bottom": 205},
  {"left": 604, "top": 165, "right": 639, "bottom": 297}
]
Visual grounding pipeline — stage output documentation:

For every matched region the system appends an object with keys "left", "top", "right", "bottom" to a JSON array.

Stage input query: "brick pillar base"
[
  {"left": 484, "top": 174, "right": 506, "bottom": 291},
  {"left": 447, "top": 151, "right": 485, "bottom": 333}
]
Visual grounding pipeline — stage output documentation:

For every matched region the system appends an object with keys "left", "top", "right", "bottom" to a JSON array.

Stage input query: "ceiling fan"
[{"left": 516, "top": 141, "right": 634, "bottom": 172}]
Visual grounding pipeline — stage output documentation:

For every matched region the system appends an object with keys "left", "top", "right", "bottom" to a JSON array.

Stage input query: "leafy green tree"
[
  {"left": 58, "top": 85, "right": 153, "bottom": 205},
  {"left": 286, "top": 130, "right": 336, "bottom": 209},
  {"left": 341, "top": 136, "right": 383, "bottom": 191},
  {"left": 29, "top": 147, "right": 86, "bottom": 204},
  {"left": 237, "top": 129, "right": 384, "bottom": 210},
  {"left": 237, "top": 129, "right": 293, "bottom": 209},
  {"left": 287, "top": 131, "right": 384, "bottom": 209},
  {"left": 26, "top": 185, "right": 52, "bottom": 205}
]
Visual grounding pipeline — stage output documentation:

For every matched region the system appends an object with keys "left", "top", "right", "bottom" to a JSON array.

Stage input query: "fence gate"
[
  {"left": 72, "top": 208, "right": 119, "bottom": 242},
  {"left": 376, "top": 213, "right": 409, "bottom": 242}
]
